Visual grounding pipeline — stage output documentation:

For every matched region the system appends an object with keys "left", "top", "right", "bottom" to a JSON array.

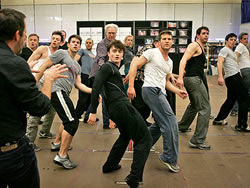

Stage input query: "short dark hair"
[
  {"left": 0, "top": 8, "right": 26, "bottom": 41},
  {"left": 107, "top": 40, "right": 125, "bottom": 53},
  {"left": 28, "top": 33, "right": 39, "bottom": 41},
  {"left": 68, "top": 34, "right": 82, "bottom": 45},
  {"left": 159, "top": 30, "right": 173, "bottom": 40},
  {"left": 225, "top": 33, "right": 237, "bottom": 41},
  {"left": 52, "top": 31, "right": 64, "bottom": 42},
  {"left": 239, "top": 32, "right": 248, "bottom": 40},
  {"left": 196, "top": 26, "right": 209, "bottom": 35}
]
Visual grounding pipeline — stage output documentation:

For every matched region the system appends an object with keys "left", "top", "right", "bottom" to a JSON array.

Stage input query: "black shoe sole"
[{"left": 103, "top": 164, "right": 121, "bottom": 173}]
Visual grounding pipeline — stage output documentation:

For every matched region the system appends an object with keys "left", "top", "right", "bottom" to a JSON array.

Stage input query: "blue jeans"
[
  {"left": 142, "top": 87, "right": 178, "bottom": 165},
  {"left": 0, "top": 136, "right": 40, "bottom": 188}
]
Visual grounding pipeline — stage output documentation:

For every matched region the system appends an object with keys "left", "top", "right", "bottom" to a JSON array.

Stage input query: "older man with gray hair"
[{"left": 89, "top": 23, "right": 118, "bottom": 129}]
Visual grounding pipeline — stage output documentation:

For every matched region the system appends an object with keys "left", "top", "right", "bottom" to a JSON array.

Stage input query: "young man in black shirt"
[{"left": 88, "top": 40, "right": 152, "bottom": 188}]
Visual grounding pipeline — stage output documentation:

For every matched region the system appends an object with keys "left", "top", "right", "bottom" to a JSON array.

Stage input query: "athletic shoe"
[
  {"left": 230, "top": 112, "right": 238, "bottom": 116},
  {"left": 39, "top": 131, "right": 56, "bottom": 139},
  {"left": 213, "top": 120, "right": 228, "bottom": 125},
  {"left": 79, "top": 118, "right": 84, "bottom": 122},
  {"left": 159, "top": 156, "right": 180, "bottom": 173},
  {"left": 50, "top": 142, "right": 72, "bottom": 152},
  {"left": 179, "top": 127, "right": 192, "bottom": 133},
  {"left": 32, "top": 143, "right": 41, "bottom": 152},
  {"left": 235, "top": 125, "right": 250, "bottom": 132},
  {"left": 103, "top": 164, "right": 121, "bottom": 173},
  {"left": 189, "top": 141, "right": 211, "bottom": 150},
  {"left": 53, "top": 154, "right": 77, "bottom": 169},
  {"left": 150, "top": 146, "right": 156, "bottom": 152}
]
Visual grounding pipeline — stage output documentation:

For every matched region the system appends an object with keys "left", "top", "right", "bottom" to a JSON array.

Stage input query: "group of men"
[{"left": 0, "top": 7, "right": 249, "bottom": 188}]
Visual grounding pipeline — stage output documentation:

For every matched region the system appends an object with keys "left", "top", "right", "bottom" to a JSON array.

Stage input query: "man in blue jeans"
[
  {"left": 128, "top": 30, "right": 188, "bottom": 173},
  {"left": 0, "top": 8, "right": 67, "bottom": 188}
]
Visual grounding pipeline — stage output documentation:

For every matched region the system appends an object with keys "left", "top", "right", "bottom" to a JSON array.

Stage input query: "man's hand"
[
  {"left": 127, "top": 86, "right": 136, "bottom": 100},
  {"left": 218, "top": 77, "right": 224, "bottom": 86},
  {"left": 123, "top": 74, "right": 129, "bottom": 84},
  {"left": 176, "top": 77, "right": 184, "bottom": 88},
  {"left": 44, "top": 64, "right": 68, "bottom": 82},
  {"left": 177, "top": 89, "right": 188, "bottom": 99},
  {"left": 88, "top": 113, "right": 97, "bottom": 126},
  {"left": 170, "top": 74, "right": 178, "bottom": 85},
  {"left": 109, "top": 119, "right": 116, "bottom": 129},
  {"left": 28, "top": 60, "right": 39, "bottom": 73}
]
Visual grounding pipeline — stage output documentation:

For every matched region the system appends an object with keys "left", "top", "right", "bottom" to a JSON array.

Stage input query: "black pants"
[
  {"left": 75, "top": 73, "right": 91, "bottom": 119},
  {"left": 215, "top": 73, "right": 250, "bottom": 128},
  {"left": 132, "top": 80, "right": 151, "bottom": 122},
  {"left": 104, "top": 100, "right": 152, "bottom": 183},
  {"left": 0, "top": 136, "right": 40, "bottom": 188}
]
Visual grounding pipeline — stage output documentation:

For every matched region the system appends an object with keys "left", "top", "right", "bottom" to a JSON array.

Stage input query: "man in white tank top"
[{"left": 26, "top": 31, "right": 63, "bottom": 151}]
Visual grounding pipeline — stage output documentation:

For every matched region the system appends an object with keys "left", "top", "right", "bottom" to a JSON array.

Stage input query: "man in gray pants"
[
  {"left": 176, "top": 26, "right": 211, "bottom": 150},
  {"left": 128, "top": 30, "right": 188, "bottom": 173}
]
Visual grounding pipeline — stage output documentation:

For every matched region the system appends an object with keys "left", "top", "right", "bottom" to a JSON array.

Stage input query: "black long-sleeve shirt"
[
  {"left": 90, "top": 61, "right": 128, "bottom": 113},
  {"left": 0, "top": 41, "right": 51, "bottom": 144}
]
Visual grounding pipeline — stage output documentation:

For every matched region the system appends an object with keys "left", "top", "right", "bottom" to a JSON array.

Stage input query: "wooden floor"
[{"left": 35, "top": 75, "right": 250, "bottom": 188}]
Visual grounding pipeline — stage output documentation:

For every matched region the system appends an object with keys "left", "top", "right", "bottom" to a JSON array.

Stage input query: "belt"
[{"left": 0, "top": 136, "right": 25, "bottom": 152}]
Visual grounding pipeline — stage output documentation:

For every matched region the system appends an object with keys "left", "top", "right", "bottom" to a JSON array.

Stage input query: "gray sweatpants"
[
  {"left": 178, "top": 76, "right": 211, "bottom": 144},
  {"left": 26, "top": 107, "right": 56, "bottom": 143}
]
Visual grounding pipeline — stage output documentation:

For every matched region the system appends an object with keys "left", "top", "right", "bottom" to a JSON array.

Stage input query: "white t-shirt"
[
  {"left": 219, "top": 46, "right": 239, "bottom": 79},
  {"left": 142, "top": 48, "right": 173, "bottom": 94},
  {"left": 235, "top": 43, "right": 250, "bottom": 70}
]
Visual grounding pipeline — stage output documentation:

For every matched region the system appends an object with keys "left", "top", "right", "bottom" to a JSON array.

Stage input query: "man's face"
[
  {"left": 159, "top": 34, "right": 173, "bottom": 50},
  {"left": 50, "top": 34, "right": 61, "bottom": 49},
  {"left": 125, "top": 36, "right": 133, "bottom": 47},
  {"left": 197, "top": 29, "right": 209, "bottom": 44},
  {"left": 240, "top": 35, "right": 249, "bottom": 46},
  {"left": 85, "top": 39, "right": 93, "bottom": 50},
  {"left": 68, "top": 37, "right": 81, "bottom": 53},
  {"left": 108, "top": 46, "right": 124, "bottom": 64},
  {"left": 154, "top": 41, "right": 159, "bottom": 48},
  {"left": 28, "top": 36, "right": 39, "bottom": 50},
  {"left": 226, "top": 37, "right": 236, "bottom": 49},
  {"left": 106, "top": 27, "right": 117, "bottom": 41},
  {"left": 16, "top": 25, "right": 27, "bottom": 54}
]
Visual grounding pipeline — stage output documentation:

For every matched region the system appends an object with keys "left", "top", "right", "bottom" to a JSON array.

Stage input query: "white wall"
[{"left": 2, "top": 3, "right": 241, "bottom": 42}]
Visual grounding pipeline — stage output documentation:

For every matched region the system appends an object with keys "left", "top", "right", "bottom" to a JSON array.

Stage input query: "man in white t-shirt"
[
  {"left": 236, "top": 32, "right": 250, "bottom": 95},
  {"left": 128, "top": 30, "right": 188, "bottom": 173},
  {"left": 213, "top": 33, "right": 250, "bottom": 132}
]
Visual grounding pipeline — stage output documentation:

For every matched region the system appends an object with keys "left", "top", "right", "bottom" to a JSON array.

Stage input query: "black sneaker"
[
  {"left": 179, "top": 127, "right": 192, "bottom": 133},
  {"left": 189, "top": 141, "right": 211, "bottom": 150},
  {"left": 213, "top": 120, "right": 228, "bottom": 125},
  {"left": 125, "top": 176, "right": 139, "bottom": 188},
  {"left": 103, "top": 164, "right": 121, "bottom": 173},
  {"left": 53, "top": 154, "right": 77, "bottom": 169}
]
